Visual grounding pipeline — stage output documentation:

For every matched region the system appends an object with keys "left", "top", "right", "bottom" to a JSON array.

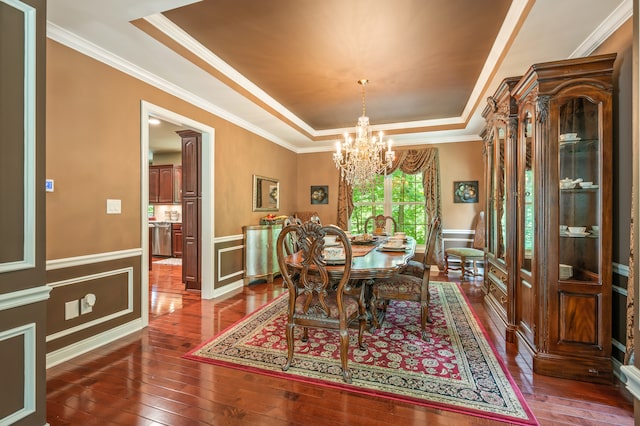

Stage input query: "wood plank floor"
[{"left": 46, "top": 260, "right": 635, "bottom": 425}]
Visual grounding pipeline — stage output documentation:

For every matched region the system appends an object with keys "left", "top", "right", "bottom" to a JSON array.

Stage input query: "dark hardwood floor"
[{"left": 46, "top": 259, "right": 635, "bottom": 425}]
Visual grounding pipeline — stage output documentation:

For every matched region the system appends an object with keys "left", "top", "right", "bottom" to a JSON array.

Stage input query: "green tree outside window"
[{"left": 351, "top": 170, "right": 426, "bottom": 244}]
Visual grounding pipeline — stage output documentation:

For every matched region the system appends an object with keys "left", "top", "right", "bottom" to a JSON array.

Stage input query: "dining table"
[{"left": 284, "top": 235, "right": 417, "bottom": 330}]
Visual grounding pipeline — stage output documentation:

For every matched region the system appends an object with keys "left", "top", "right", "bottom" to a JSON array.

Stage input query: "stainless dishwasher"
[{"left": 151, "top": 222, "right": 172, "bottom": 256}]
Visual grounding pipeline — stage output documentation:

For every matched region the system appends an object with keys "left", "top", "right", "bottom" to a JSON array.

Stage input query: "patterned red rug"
[{"left": 184, "top": 281, "right": 538, "bottom": 425}]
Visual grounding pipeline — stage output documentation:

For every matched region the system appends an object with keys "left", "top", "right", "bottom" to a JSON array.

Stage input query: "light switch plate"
[
  {"left": 106, "top": 199, "right": 121, "bottom": 214},
  {"left": 65, "top": 300, "right": 79, "bottom": 320}
]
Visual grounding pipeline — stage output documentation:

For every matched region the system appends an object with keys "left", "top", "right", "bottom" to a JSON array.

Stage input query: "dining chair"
[
  {"left": 281, "top": 216, "right": 303, "bottom": 255},
  {"left": 293, "top": 211, "right": 321, "bottom": 224},
  {"left": 443, "top": 211, "right": 485, "bottom": 280},
  {"left": 369, "top": 217, "right": 440, "bottom": 340},
  {"left": 398, "top": 216, "right": 441, "bottom": 279},
  {"left": 365, "top": 214, "right": 397, "bottom": 235},
  {"left": 276, "top": 222, "right": 366, "bottom": 383}
]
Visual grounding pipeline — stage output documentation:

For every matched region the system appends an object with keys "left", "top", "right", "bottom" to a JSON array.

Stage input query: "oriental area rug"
[{"left": 184, "top": 281, "right": 538, "bottom": 425}]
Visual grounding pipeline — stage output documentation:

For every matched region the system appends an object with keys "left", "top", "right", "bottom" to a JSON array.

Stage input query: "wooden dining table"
[
  {"left": 283, "top": 236, "right": 416, "bottom": 278},
  {"left": 284, "top": 236, "right": 417, "bottom": 330}
]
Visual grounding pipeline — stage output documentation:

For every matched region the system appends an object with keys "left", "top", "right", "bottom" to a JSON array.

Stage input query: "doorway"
[{"left": 141, "top": 101, "right": 216, "bottom": 326}]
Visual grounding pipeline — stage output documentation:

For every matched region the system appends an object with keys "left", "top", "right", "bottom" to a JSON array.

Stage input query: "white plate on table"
[{"left": 378, "top": 245, "right": 408, "bottom": 252}]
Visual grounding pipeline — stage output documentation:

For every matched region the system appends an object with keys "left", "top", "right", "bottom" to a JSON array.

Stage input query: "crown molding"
[
  {"left": 571, "top": 0, "right": 632, "bottom": 57},
  {"left": 46, "top": 21, "right": 300, "bottom": 152}
]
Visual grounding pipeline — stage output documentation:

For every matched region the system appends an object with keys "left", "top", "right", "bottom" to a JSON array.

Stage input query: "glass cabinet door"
[
  {"left": 557, "top": 98, "right": 601, "bottom": 283},
  {"left": 487, "top": 125, "right": 507, "bottom": 263},
  {"left": 496, "top": 127, "right": 507, "bottom": 263},
  {"left": 516, "top": 109, "right": 535, "bottom": 348},
  {"left": 520, "top": 112, "right": 534, "bottom": 274},
  {"left": 486, "top": 135, "right": 496, "bottom": 255}
]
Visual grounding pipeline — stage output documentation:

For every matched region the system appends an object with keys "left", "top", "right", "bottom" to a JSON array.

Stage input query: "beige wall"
[
  {"left": 295, "top": 151, "right": 341, "bottom": 225},
  {"left": 46, "top": 39, "right": 298, "bottom": 259},
  {"left": 295, "top": 142, "right": 485, "bottom": 230},
  {"left": 151, "top": 152, "right": 181, "bottom": 165},
  {"left": 437, "top": 141, "right": 485, "bottom": 230},
  {"left": 594, "top": 18, "right": 633, "bottom": 265}
]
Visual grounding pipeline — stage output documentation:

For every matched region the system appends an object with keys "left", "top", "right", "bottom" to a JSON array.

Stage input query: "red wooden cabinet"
[
  {"left": 172, "top": 223, "right": 183, "bottom": 258},
  {"left": 149, "top": 165, "right": 181, "bottom": 204}
]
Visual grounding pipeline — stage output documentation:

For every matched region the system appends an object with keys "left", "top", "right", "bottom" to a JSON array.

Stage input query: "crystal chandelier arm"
[{"left": 333, "top": 79, "right": 395, "bottom": 189}]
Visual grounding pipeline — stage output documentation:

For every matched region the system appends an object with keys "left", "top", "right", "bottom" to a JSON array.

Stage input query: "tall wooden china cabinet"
[
  {"left": 482, "top": 76, "right": 520, "bottom": 344},
  {"left": 484, "top": 53, "right": 616, "bottom": 383}
]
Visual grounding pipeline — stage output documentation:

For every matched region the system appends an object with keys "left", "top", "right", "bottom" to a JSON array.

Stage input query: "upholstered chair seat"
[
  {"left": 373, "top": 274, "right": 422, "bottom": 298},
  {"left": 443, "top": 212, "right": 485, "bottom": 280},
  {"left": 294, "top": 292, "right": 361, "bottom": 319}
]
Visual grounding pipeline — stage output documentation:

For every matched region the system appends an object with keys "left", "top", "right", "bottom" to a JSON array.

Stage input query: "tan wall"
[
  {"left": 295, "top": 142, "right": 485, "bottom": 230},
  {"left": 295, "top": 151, "right": 341, "bottom": 225},
  {"left": 594, "top": 18, "right": 633, "bottom": 265},
  {"left": 152, "top": 152, "right": 181, "bottom": 165},
  {"left": 46, "top": 39, "right": 297, "bottom": 259},
  {"left": 437, "top": 141, "right": 485, "bottom": 230},
  {"left": 216, "top": 131, "right": 297, "bottom": 234}
]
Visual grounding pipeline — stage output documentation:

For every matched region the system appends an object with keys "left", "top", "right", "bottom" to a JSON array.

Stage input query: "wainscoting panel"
[
  {"left": 0, "top": 322, "right": 36, "bottom": 424},
  {"left": 46, "top": 254, "right": 141, "bottom": 354},
  {"left": 214, "top": 235, "right": 243, "bottom": 292},
  {"left": 611, "top": 262, "right": 630, "bottom": 380}
]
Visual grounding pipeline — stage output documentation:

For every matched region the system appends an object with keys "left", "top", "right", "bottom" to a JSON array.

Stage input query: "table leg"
[{"left": 348, "top": 279, "right": 385, "bottom": 332}]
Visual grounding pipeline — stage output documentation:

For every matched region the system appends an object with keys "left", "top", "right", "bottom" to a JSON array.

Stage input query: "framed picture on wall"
[
  {"left": 453, "top": 181, "right": 478, "bottom": 203},
  {"left": 310, "top": 185, "right": 328, "bottom": 204}
]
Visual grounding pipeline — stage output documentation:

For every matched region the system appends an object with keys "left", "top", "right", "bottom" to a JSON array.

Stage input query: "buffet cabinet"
[
  {"left": 484, "top": 53, "right": 615, "bottom": 384},
  {"left": 243, "top": 224, "right": 282, "bottom": 285},
  {"left": 481, "top": 76, "right": 520, "bottom": 343}
]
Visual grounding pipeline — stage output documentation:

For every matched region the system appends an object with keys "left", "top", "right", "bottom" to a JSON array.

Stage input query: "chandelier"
[{"left": 333, "top": 79, "right": 395, "bottom": 188}]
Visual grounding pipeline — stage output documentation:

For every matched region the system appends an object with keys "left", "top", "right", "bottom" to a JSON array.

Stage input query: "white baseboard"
[
  {"left": 208, "top": 279, "right": 244, "bottom": 299},
  {"left": 46, "top": 318, "right": 143, "bottom": 368},
  {"left": 621, "top": 365, "right": 640, "bottom": 401}
]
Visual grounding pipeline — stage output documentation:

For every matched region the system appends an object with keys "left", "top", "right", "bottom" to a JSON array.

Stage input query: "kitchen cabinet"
[
  {"left": 243, "top": 224, "right": 282, "bottom": 285},
  {"left": 179, "top": 130, "right": 202, "bottom": 290},
  {"left": 149, "top": 164, "right": 181, "bottom": 204},
  {"left": 172, "top": 223, "right": 183, "bottom": 258},
  {"left": 509, "top": 53, "right": 615, "bottom": 383}
]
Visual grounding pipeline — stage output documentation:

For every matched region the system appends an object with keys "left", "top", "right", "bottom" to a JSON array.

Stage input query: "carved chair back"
[
  {"left": 276, "top": 222, "right": 364, "bottom": 383},
  {"left": 365, "top": 214, "right": 397, "bottom": 235}
]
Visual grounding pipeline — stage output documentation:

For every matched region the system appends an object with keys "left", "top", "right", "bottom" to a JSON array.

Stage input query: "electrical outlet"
[
  {"left": 65, "top": 300, "right": 79, "bottom": 320},
  {"left": 81, "top": 294, "right": 96, "bottom": 315}
]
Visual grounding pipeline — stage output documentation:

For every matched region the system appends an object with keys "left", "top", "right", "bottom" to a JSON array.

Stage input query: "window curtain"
[
  {"left": 337, "top": 180, "right": 353, "bottom": 230},
  {"left": 337, "top": 147, "right": 444, "bottom": 269}
]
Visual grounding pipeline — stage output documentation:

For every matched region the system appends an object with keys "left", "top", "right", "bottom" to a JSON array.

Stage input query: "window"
[{"left": 350, "top": 169, "right": 427, "bottom": 244}]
